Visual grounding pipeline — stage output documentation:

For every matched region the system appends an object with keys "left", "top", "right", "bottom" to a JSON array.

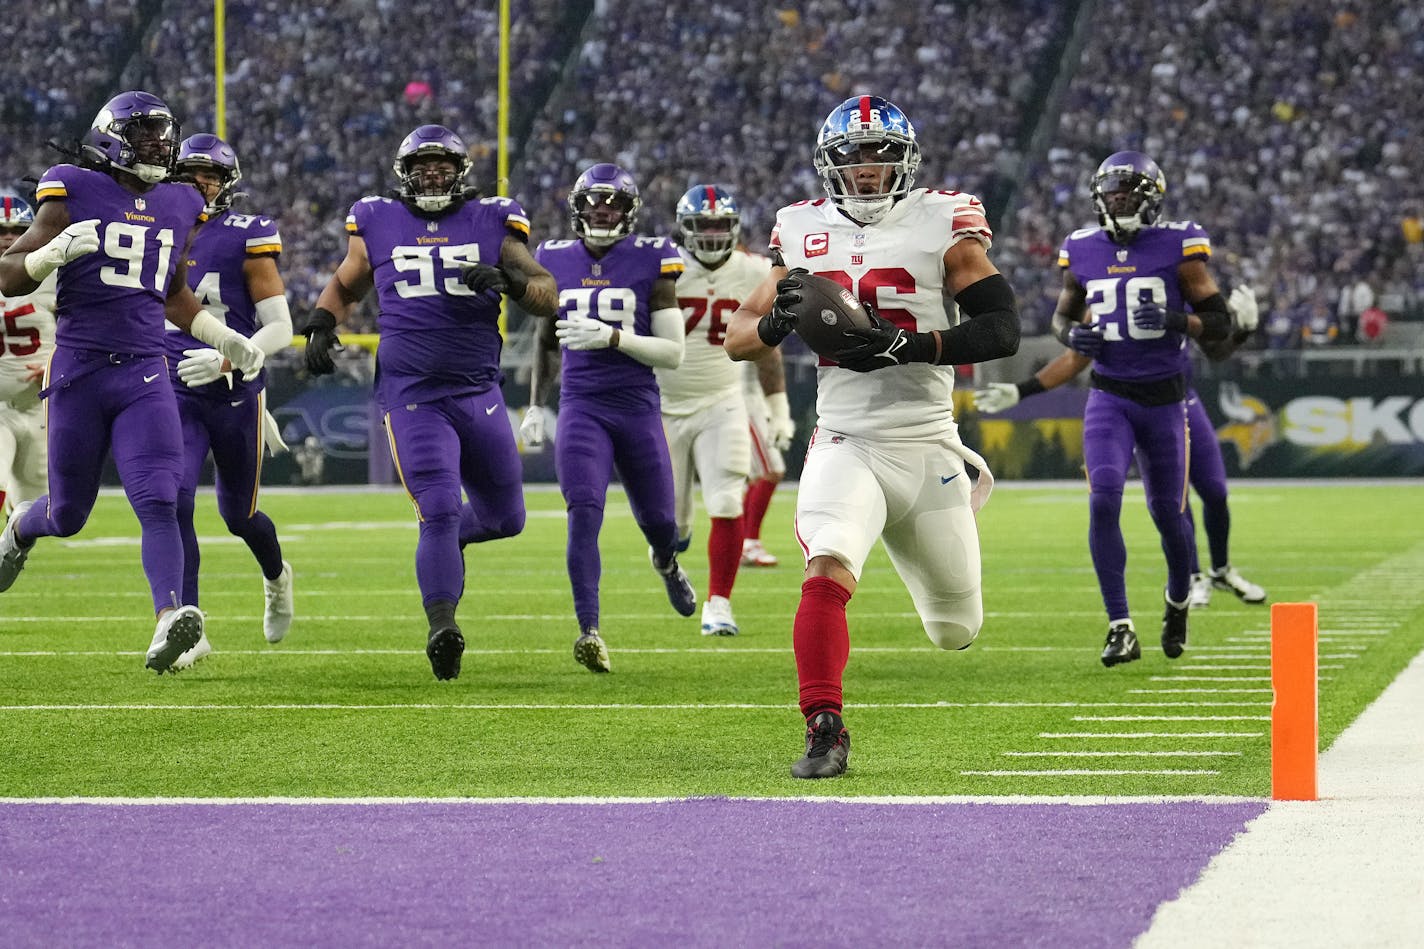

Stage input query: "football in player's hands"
[{"left": 779, "top": 272, "right": 877, "bottom": 359}]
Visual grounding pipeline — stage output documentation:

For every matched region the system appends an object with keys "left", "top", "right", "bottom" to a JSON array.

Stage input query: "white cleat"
[
  {"left": 740, "top": 538, "right": 778, "bottom": 567},
  {"left": 1188, "top": 572, "right": 1213, "bottom": 609},
  {"left": 1211, "top": 565, "right": 1267, "bottom": 604},
  {"left": 263, "top": 560, "right": 294, "bottom": 643},
  {"left": 700, "top": 595, "right": 739, "bottom": 636},
  {"left": 172, "top": 631, "right": 214, "bottom": 670},
  {"left": 146, "top": 605, "right": 204, "bottom": 675},
  {"left": 0, "top": 499, "right": 36, "bottom": 593}
]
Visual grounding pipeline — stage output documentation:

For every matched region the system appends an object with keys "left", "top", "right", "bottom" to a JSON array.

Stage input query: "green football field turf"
[{"left": 1, "top": 482, "right": 1420, "bottom": 799}]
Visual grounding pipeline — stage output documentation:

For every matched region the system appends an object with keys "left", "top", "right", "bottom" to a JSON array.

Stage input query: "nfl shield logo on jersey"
[{"left": 134, "top": 198, "right": 146, "bottom": 211}]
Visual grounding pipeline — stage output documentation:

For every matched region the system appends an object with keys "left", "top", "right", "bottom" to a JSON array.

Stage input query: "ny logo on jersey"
[
  {"left": 851, "top": 254, "right": 863, "bottom": 265},
  {"left": 805, "top": 233, "right": 829, "bottom": 257}
]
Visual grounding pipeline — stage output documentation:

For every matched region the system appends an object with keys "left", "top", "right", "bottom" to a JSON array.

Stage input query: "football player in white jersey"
[
  {"left": 740, "top": 357, "right": 794, "bottom": 567},
  {"left": 725, "top": 95, "right": 1021, "bottom": 779},
  {"left": 658, "top": 185, "right": 791, "bottom": 635},
  {"left": 0, "top": 195, "right": 55, "bottom": 514}
]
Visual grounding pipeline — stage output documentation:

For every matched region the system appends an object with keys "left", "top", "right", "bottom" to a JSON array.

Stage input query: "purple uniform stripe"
[{"left": 0, "top": 799, "right": 1263, "bottom": 947}]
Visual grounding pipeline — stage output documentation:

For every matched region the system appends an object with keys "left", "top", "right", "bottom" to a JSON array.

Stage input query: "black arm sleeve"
[
  {"left": 1189, "top": 292, "right": 1231, "bottom": 342},
  {"left": 933, "top": 273, "right": 1022, "bottom": 365}
]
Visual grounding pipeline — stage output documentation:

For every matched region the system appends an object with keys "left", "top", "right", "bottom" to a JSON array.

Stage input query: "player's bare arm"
[
  {"left": 934, "top": 239, "right": 1020, "bottom": 363},
  {"left": 527, "top": 317, "right": 560, "bottom": 408},
  {"left": 1175, "top": 258, "right": 1230, "bottom": 342},
  {"left": 1049, "top": 270, "right": 1089, "bottom": 343},
  {"left": 723, "top": 263, "right": 788, "bottom": 361},
  {"left": 753, "top": 345, "right": 788, "bottom": 396},
  {"left": 316, "top": 236, "right": 375, "bottom": 320},
  {"left": 0, "top": 199, "right": 75, "bottom": 295},
  {"left": 499, "top": 236, "right": 558, "bottom": 318},
  {"left": 302, "top": 236, "right": 373, "bottom": 376}
]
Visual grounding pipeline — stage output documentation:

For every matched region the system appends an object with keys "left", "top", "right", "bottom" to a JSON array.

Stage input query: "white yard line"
[{"left": 1135, "top": 648, "right": 1424, "bottom": 949}]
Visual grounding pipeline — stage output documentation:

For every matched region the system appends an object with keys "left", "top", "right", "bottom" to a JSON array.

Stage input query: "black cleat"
[
  {"left": 1100, "top": 622, "right": 1141, "bottom": 667},
  {"left": 650, "top": 548, "right": 697, "bottom": 617},
  {"left": 574, "top": 627, "right": 611, "bottom": 673},
  {"left": 791, "top": 711, "right": 851, "bottom": 779},
  {"left": 1161, "top": 597, "right": 1189, "bottom": 659},
  {"left": 427, "top": 626, "right": 465, "bottom": 680}
]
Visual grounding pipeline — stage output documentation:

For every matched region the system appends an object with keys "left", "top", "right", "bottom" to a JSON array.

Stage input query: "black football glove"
[
  {"left": 460, "top": 262, "right": 529, "bottom": 301},
  {"left": 303, "top": 307, "right": 341, "bottom": 376},
  {"left": 836, "top": 305, "right": 934, "bottom": 372},
  {"left": 758, "top": 268, "right": 806, "bottom": 347}
]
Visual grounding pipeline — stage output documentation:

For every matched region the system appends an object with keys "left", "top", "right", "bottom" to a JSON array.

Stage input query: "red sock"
[
  {"left": 794, "top": 576, "right": 852, "bottom": 718},
  {"left": 707, "top": 515, "right": 743, "bottom": 599},
  {"left": 743, "top": 478, "right": 776, "bottom": 541}
]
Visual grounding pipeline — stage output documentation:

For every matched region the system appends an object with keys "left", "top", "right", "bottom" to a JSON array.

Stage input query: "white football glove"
[
  {"left": 973, "top": 383, "right": 1020, "bottom": 414},
  {"left": 766, "top": 391, "right": 795, "bottom": 451},
  {"left": 520, "top": 405, "right": 547, "bottom": 450},
  {"left": 176, "top": 348, "right": 229, "bottom": 388},
  {"left": 556, "top": 317, "right": 613, "bottom": 351},
  {"left": 1229, "top": 285, "right": 1259, "bottom": 332},
  {"left": 24, "top": 218, "right": 101, "bottom": 281},
  {"left": 216, "top": 331, "right": 265, "bottom": 378}
]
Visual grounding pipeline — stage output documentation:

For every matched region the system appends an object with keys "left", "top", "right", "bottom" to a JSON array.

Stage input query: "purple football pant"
[
  {"left": 1184, "top": 390, "right": 1231, "bottom": 574},
  {"left": 385, "top": 391, "right": 525, "bottom": 609},
  {"left": 1083, "top": 388, "right": 1193, "bottom": 622},
  {"left": 175, "top": 387, "right": 284, "bottom": 606},
  {"left": 554, "top": 400, "right": 678, "bottom": 631},
  {"left": 20, "top": 349, "right": 184, "bottom": 613}
]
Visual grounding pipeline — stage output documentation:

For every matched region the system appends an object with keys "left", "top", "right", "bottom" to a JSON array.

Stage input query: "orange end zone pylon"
[{"left": 1271, "top": 602, "right": 1319, "bottom": 800}]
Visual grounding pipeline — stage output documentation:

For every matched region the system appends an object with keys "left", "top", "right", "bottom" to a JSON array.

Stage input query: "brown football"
[{"left": 788, "top": 272, "right": 876, "bottom": 359}]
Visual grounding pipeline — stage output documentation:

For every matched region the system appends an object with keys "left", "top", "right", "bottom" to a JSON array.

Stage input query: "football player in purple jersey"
[
  {"left": 164, "top": 134, "right": 296, "bottom": 670},
  {"left": 525, "top": 162, "right": 695, "bottom": 673},
  {"left": 1036, "top": 151, "right": 1233, "bottom": 667},
  {"left": 975, "top": 287, "right": 1268, "bottom": 612},
  {"left": 0, "top": 91, "right": 266, "bottom": 675},
  {"left": 302, "top": 124, "right": 557, "bottom": 681}
]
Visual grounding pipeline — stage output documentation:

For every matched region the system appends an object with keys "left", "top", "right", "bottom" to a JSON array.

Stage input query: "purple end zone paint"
[{"left": 0, "top": 799, "right": 1264, "bottom": 947}]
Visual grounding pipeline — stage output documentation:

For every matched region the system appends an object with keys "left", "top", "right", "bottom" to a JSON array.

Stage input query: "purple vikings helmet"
[
  {"left": 1091, "top": 151, "right": 1167, "bottom": 240},
  {"left": 812, "top": 94, "right": 922, "bottom": 225},
  {"left": 392, "top": 125, "right": 473, "bottom": 212},
  {"left": 81, "top": 91, "right": 181, "bottom": 184},
  {"left": 568, "top": 163, "right": 641, "bottom": 247},
  {"left": 0, "top": 193, "right": 34, "bottom": 230},
  {"left": 176, "top": 134, "right": 243, "bottom": 214},
  {"left": 676, "top": 184, "right": 741, "bottom": 266}
]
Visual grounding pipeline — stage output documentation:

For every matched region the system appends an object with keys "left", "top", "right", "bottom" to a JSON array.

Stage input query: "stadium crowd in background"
[
  {"left": 4, "top": 2, "right": 1421, "bottom": 352},
  {"left": 1001, "top": 0, "right": 1424, "bottom": 341}
]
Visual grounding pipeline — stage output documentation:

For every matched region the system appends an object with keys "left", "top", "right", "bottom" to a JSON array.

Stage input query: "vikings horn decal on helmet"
[
  {"left": 82, "top": 91, "right": 181, "bottom": 184},
  {"left": 175, "top": 134, "right": 243, "bottom": 214},
  {"left": 1091, "top": 151, "right": 1167, "bottom": 241},
  {"left": 676, "top": 184, "right": 741, "bottom": 267},
  {"left": 812, "top": 94, "right": 921, "bottom": 226},
  {"left": 392, "top": 125, "right": 473, "bottom": 213},
  {"left": 568, "top": 163, "right": 641, "bottom": 248},
  {"left": 0, "top": 193, "right": 35, "bottom": 229}
]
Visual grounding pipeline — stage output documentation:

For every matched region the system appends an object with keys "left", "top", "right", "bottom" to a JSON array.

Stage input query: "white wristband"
[{"left": 766, "top": 390, "right": 790, "bottom": 423}]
